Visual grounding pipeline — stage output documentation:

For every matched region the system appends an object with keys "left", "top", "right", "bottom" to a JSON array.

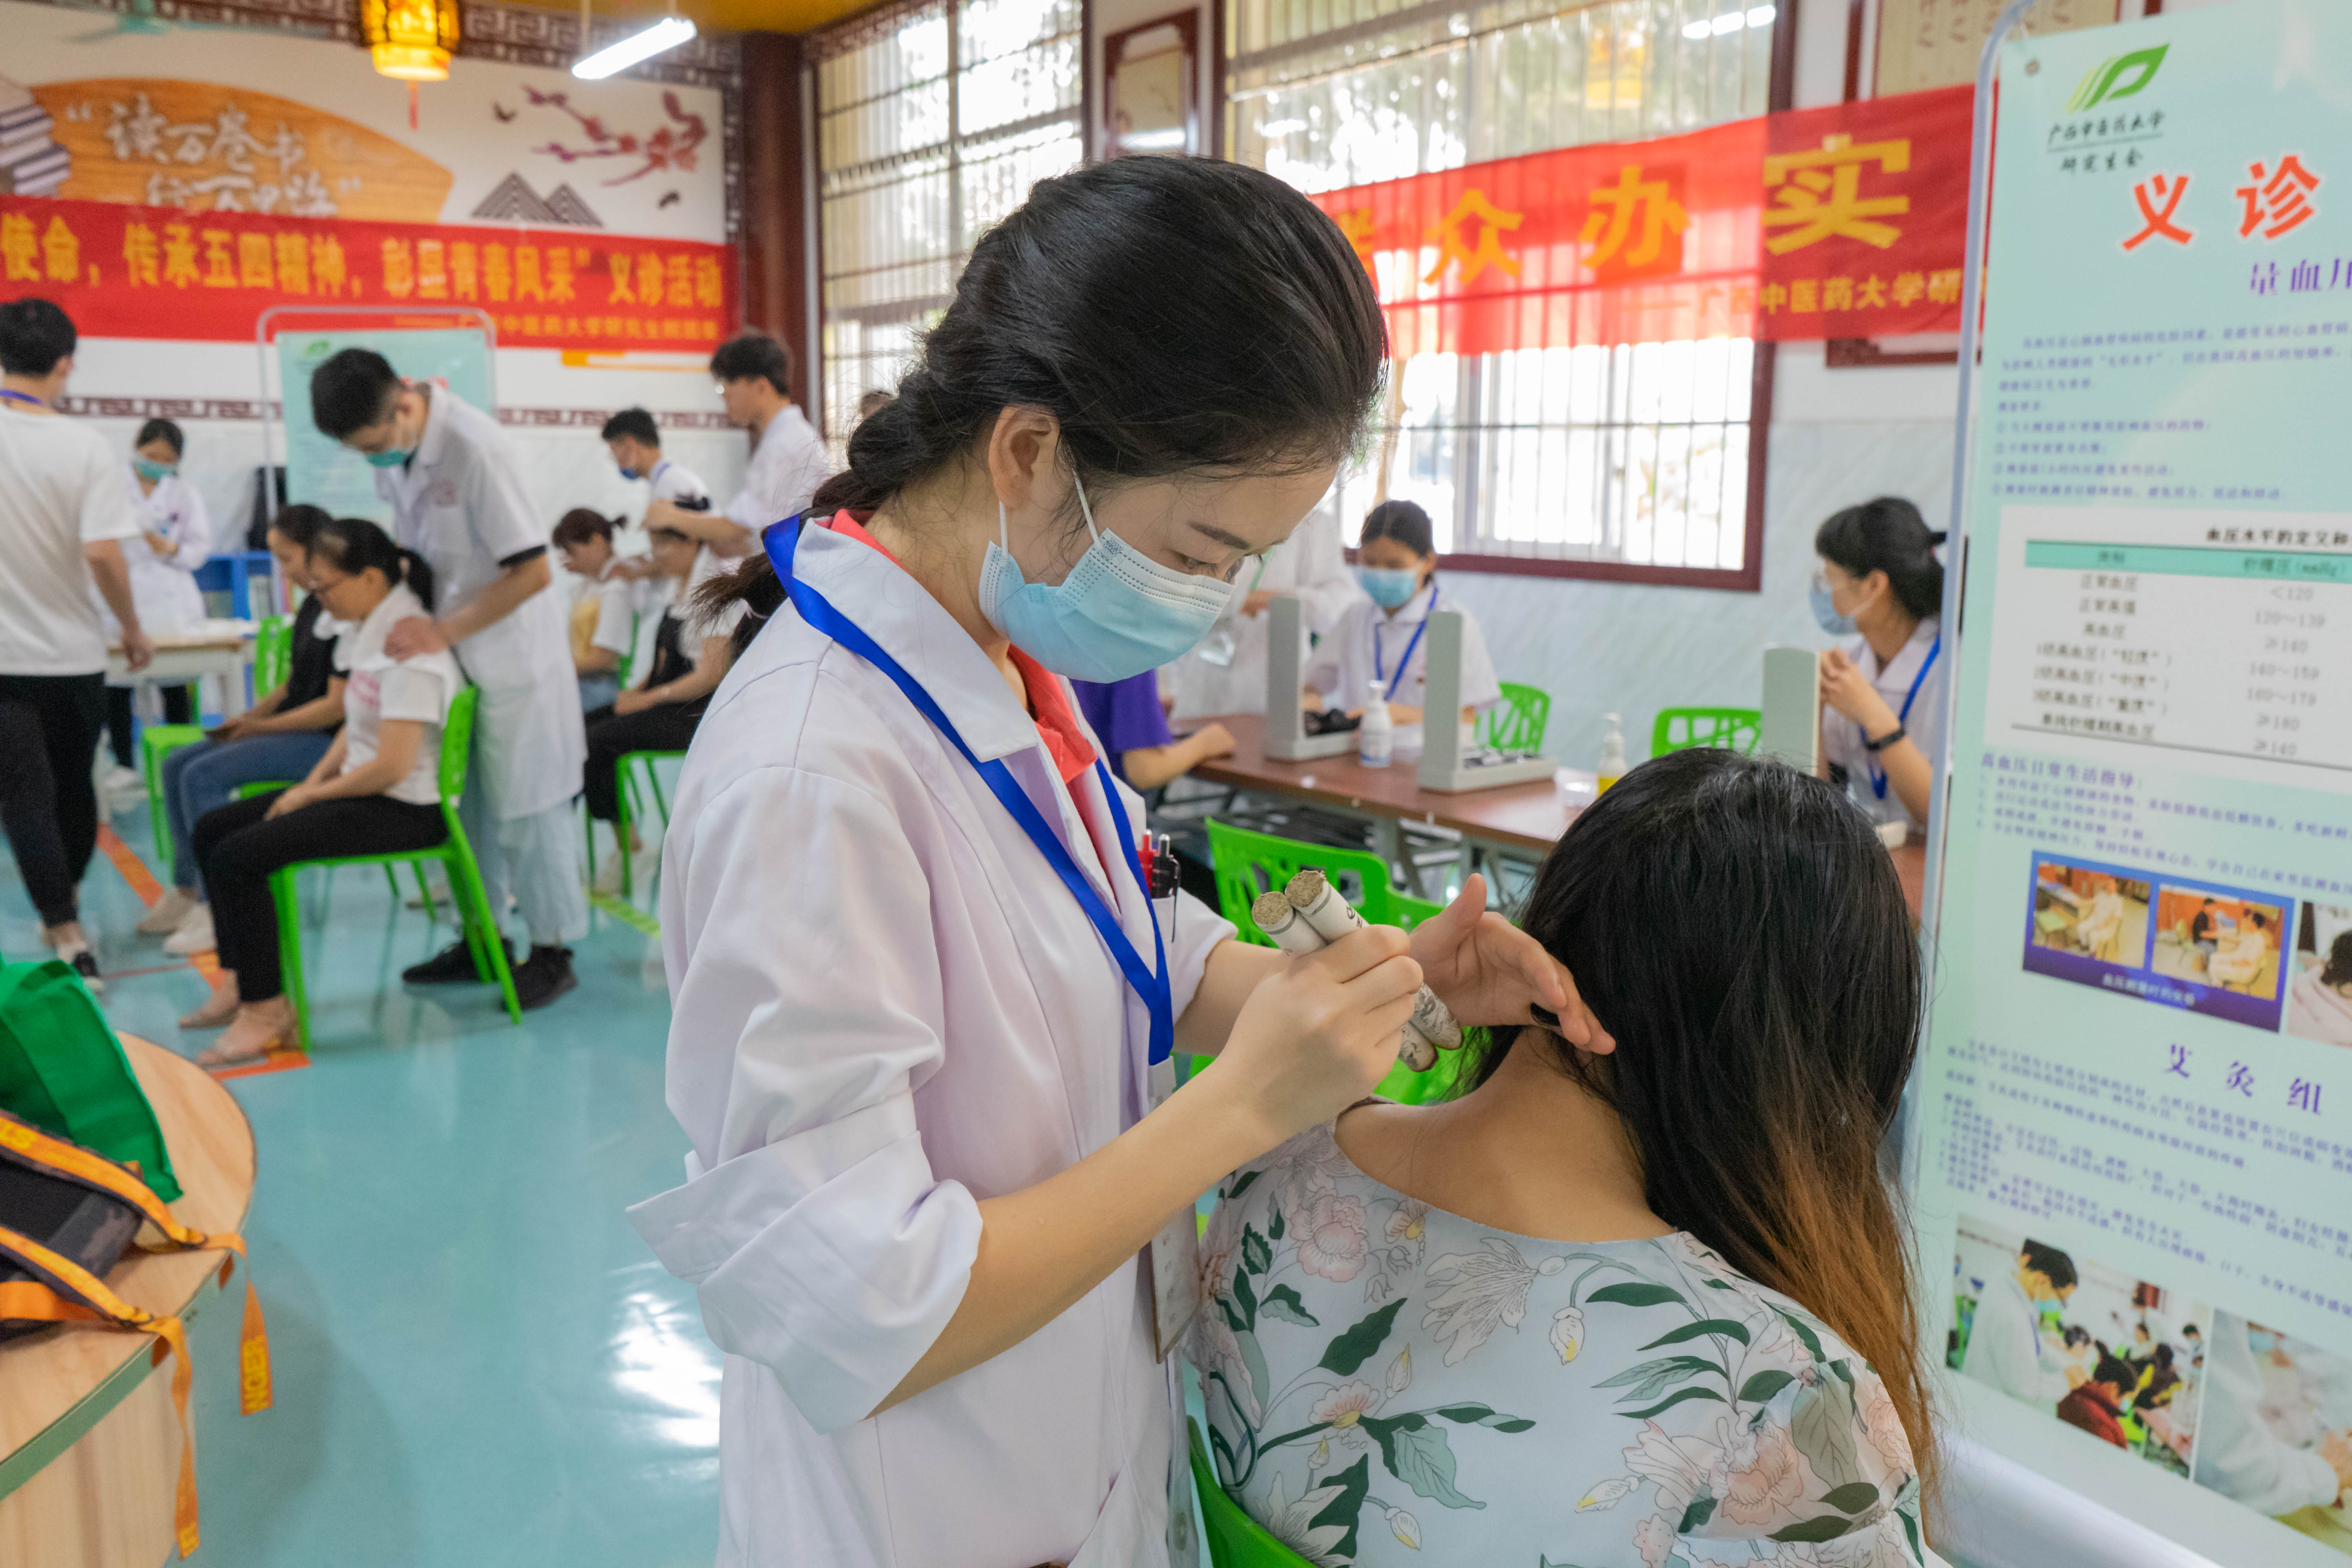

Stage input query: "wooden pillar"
[{"left": 739, "top": 32, "right": 810, "bottom": 409}]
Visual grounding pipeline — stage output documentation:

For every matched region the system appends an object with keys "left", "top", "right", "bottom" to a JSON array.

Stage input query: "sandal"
[
  {"left": 196, "top": 1036, "right": 284, "bottom": 1069},
  {"left": 178, "top": 992, "right": 240, "bottom": 1030}
]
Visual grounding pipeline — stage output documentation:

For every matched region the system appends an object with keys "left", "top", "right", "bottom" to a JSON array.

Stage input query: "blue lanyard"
[
  {"left": 1865, "top": 635, "right": 1941, "bottom": 799},
  {"left": 1372, "top": 583, "right": 1437, "bottom": 690},
  {"left": 764, "top": 516, "right": 1174, "bottom": 1065},
  {"left": 0, "top": 389, "right": 46, "bottom": 410},
  {"left": 650, "top": 459, "right": 670, "bottom": 488}
]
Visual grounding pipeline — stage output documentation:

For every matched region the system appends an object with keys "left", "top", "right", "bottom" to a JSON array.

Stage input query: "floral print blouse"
[{"left": 1187, "top": 1120, "right": 1925, "bottom": 1567}]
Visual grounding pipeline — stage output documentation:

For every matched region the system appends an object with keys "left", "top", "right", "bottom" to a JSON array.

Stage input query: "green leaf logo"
[{"left": 2063, "top": 44, "right": 2169, "bottom": 113}]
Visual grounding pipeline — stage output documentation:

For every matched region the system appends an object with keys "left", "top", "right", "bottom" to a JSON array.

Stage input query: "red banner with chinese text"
[
  {"left": 1311, "top": 86, "right": 1973, "bottom": 352},
  {"left": 0, "top": 195, "right": 737, "bottom": 352}
]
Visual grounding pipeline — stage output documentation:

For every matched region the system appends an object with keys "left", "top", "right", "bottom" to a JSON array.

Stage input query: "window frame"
[
  {"left": 1220, "top": 0, "right": 1796, "bottom": 593},
  {"left": 805, "top": 0, "right": 1090, "bottom": 447}
]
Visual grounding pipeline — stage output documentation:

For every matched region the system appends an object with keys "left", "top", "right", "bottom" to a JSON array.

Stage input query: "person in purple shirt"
[{"left": 1070, "top": 670, "right": 1236, "bottom": 789}]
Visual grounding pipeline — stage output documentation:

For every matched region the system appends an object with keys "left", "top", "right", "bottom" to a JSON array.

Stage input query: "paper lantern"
[{"left": 358, "top": 0, "right": 462, "bottom": 82}]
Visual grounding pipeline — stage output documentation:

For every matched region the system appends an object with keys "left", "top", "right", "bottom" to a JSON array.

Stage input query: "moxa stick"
[
  {"left": 1252, "top": 876, "right": 1439, "bottom": 1070},
  {"left": 1285, "top": 869, "right": 1462, "bottom": 1055}
]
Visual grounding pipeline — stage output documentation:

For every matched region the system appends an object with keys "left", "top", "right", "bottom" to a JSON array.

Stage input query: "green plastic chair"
[
  {"left": 1206, "top": 819, "right": 1415, "bottom": 940},
  {"left": 614, "top": 749, "right": 684, "bottom": 898},
  {"left": 1651, "top": 706, "right": 1762, "bottom": 759},
  {"left": 237, "top": 780, "right": 432, "bottom": 913},
  {"left": 1190, "top": 1419, "right": 1316, "bottom": 1568},
  {"left": 268, "top": 686, "right": 519, "bottom": 1048},
  {"left": 251, "top": 614, "right": 292, "bottom": 694},
  {"left": 1479, "top": 681, "right": 1551, "bottom": 753},
  {"left": 1204, "top": 821, "right": 1467, "bottom": 1106},
  {"left": 142, "top": 616, "right": 293, "bottom": 873}
]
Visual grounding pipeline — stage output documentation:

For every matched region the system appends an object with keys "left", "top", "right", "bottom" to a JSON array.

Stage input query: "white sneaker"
[
  {"left": 102, "top": 763, "right": 143, "bottom": 795},
  {"left": 163, "top": 905, "right": 216, "bottom": 956},
  {"left": 137, "top": 887, "right": 201, "bottom": 937}
]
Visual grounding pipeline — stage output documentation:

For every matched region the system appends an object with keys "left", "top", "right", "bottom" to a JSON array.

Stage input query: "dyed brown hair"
[{"left": 1474, "top": 747, "right": 1936, "bottom": 1509}]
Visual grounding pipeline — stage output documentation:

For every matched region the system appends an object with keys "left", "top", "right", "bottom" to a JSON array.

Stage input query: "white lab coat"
[
  {"left": 2192, "top": 1313, "right": 2341, "bottom": 1515},
  {"left": 1822, "top": 615, "right": 1945, "bottom": 833},
  {"left": 1304, "top": 578, "right": 1503, "bottom": 758},
  {"left": 102, "top": 469, "right": 211, "bottom": 635},
  {"left": 1959, "top": 1272, "right": 2073, "bottom": 1411},
  {"left": 375, "top": 387, "right": 586, "bottom": 821},
  {"left": 724, "top": 403, "right": 830, "bottom": 535},
  {"left": 1165, "top": 506, "right": 1359, "bottom": 722},
  {"left": 628, "top": 520, "right": 1232, "bottom": 1568}
]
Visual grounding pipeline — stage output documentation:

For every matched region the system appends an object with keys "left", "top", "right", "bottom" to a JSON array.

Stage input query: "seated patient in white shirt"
[{"left": 1305, "top": 499, "right": 1502, "bottom": 760}]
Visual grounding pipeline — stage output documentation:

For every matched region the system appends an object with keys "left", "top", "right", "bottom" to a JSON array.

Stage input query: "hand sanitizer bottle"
[
  {"left": 1597, "top": 711, "right": 1627, "bottom": 793},
  {"left": 1359, "top": 680, "right": 1394, "bottom": 768}
]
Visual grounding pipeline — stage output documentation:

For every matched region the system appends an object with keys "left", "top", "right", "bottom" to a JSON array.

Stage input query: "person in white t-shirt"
[
  {"left": 554, "top": 508, "right": 633, "bottom": 711},
  {"left": 0, "top": 298, "right": 154, "bottom": 990},
  {"left": 181, "top": 518, "right": 462, "bottom": 1065},
  {"left": 644, "top": 332, "right": 827, "bottom": 562},
  {"left": 97, "top": 416, "right": 212, "bottom": 788}
]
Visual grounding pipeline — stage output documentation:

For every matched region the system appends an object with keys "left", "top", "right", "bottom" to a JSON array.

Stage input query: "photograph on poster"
[
  {"left": 2151, "top": 884, "right": 2288, "bottom": 1001},
  {"left": 2189, "top": 1312, "right": 2352, "bottom": 1555},
  {"left": 1949, "top": 1216, "right": 2209, "bottom": 1479},
  {"left": 2288, "top": 903, "right": 2352, "bottom": 1048},
  {"left": 2021, "top": 853, "right": 2292, "bottom": 1032},
  {"left": 2029, "top": 858, "right": 2151, "bottom": 967}
]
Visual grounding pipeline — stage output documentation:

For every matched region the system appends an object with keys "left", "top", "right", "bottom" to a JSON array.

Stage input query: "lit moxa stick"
[
  {"left": 1249, "top": 889, "right": 1436, "bottom": 1069},
  {"left": 1284, "top": 869, "right": 1463, "bottom": 1054}
]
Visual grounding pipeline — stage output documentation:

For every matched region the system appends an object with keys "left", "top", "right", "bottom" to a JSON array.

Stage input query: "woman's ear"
[{"left": 984, "top": 405, "right": 1063, "bottom": 519}]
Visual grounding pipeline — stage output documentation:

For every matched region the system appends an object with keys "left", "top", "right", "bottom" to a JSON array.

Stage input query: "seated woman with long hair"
[
  {"left": 178, "top": 517, "right": 463, "bottom": 1065},
  {"left": 1192, "top": 747, "right": 1932, "bottom": 1566}
]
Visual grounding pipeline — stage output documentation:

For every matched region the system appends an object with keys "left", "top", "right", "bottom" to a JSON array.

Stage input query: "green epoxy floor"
[{"left": 3, "top": 802, "right": 720, "bottom": 1567}]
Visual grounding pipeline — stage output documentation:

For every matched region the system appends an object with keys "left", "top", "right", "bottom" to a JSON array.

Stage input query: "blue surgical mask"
[
  {"left": 618, "top": 466, "right": 640, "bottom": 481},
  {"left": 1810, "top": 575, "right": 1856, "bottom": 636},
  {"left": 1358, "top": 566, "right": 1420, "bottom": 609},
  {"left": 364, "top": 448, "right": 411, "bottom": 469},
  {"left": 133, "top": 457, "right": 175, "bottom": 482},
  {"left": 976, "top": 477, "right": 1234, "bottom": 683}
]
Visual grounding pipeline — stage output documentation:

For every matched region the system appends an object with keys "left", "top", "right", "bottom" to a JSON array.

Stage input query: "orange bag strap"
[
  {"left": 0, "top": 1116, "right": 243, "bottom": 1260},
  {"left": 0, "top": 1223, "right": 201, "bottom": 1557}
]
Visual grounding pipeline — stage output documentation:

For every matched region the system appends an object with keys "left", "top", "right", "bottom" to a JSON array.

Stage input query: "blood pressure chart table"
[{"left": 1981, "top": 505, "right": 2352, "bottom": 787}]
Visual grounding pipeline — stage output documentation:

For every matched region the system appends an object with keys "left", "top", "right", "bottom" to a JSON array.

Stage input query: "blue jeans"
[{"left": 163, "top": 731, "right": 336, "bottom": 894}]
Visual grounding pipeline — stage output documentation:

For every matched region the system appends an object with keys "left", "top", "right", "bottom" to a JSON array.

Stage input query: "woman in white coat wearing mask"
[
  {"left": 1164, "top": 501, "right": 1359, "bottom": 723},
  {"left": 1812, "top": 496, "right": 1947, "bottom": 834},
  {"left": 98, "top": 417, "right": 212, "bottom": 786},
  {"left": 626, "top": 158, "right": 1599, "bottom": 1568}
]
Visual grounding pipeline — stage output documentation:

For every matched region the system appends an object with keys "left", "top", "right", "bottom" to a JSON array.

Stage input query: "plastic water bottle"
[
  {"left": 1596, "top": 711, "right": 1626, "bottom": 793},
  {"left": 1359, "top": 680, "right": 1394, "bottom": 768}
]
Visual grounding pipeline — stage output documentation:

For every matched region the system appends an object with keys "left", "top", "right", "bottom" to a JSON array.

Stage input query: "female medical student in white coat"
[
  {"left": 627, "top": 158, "right": 1599, "bottom": 1568},
  {"left": 1811, "top": 496, "right": 1947, "bottom": 835},
  {"left": 1305, "top": 499, "right": 1502, "bottom": 760},
  {"left": 98, "top": 417, "right": 212, "bottom": 784},
  {"left": 1164, "top": 500, "right": 1359, "bottom": 723}
]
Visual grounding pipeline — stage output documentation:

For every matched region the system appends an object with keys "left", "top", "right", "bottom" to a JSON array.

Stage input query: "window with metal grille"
[
  {"left": 813, "top": 0, "right": 1084, "bottom": 448},
  {"left": 1228, "top": 0, "right": 1781, "bottom": 586}
]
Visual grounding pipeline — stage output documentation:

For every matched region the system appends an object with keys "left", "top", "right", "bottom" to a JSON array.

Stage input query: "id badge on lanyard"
[{"left": 764, "top": 517, "right": 1206, "bottom": 1356}]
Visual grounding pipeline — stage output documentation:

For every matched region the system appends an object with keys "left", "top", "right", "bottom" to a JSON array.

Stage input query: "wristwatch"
[{"left": 1863, "top": 724, "right": 1906, "bottom": 753}]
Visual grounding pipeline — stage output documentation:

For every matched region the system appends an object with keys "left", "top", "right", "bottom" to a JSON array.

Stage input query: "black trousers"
[
  {"left": 0, "top": 673, "right": 107, "bottom": 926},
  {"left": 102, "top": 683, "right": 194, "bottom": 768},
  {"left": 194, "top": 790, "right": 447, "bottom": 1002},
  {"left": 583, "top": 701, "right": 705, "bottom": 822}
]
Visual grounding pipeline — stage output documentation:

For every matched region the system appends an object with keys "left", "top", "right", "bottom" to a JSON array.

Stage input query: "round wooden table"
[{"left": 0, "top": 1034, "right": 257, "bottom": 1568}]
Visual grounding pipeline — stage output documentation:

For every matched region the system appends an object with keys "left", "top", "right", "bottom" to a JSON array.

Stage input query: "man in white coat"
[
  {"left": 310, "top": 349, "right": 586, "bottom": 1008},
  {"left": 1959, "top": 1239, "right": 2083, "bottom": 1412},
  {"left": 2194, "top": 1311, "right": 2352, "bottom": 1517},
  {"left": 1165, "top": 501, "right": 1359, "bottom": 723},
  {"left": 644, "top": 332, "right": 829, "bottom": 565}
]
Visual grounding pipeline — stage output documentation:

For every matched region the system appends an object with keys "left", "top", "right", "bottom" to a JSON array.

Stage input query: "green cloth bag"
[{"left": 0, "top": 959, "right": 181, "bottom": 1202}]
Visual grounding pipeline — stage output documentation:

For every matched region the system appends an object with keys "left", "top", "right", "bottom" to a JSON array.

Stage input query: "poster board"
[
  {"left": 273, "top": 324, "right": 494, "bottom": 526},
  {"left": 1922, "top": 5, "right": 2352, "bottom": 1563}
]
